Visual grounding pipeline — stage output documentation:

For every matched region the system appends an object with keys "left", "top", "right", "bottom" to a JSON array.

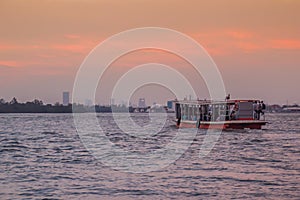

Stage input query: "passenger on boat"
[
  {"left": 260, "top": 101, "right": 266, "bottom": 115},
  {"left": 230, "top": 110, "right": 236, "bottom": 120},
  {"left": 230, "top": 103, "right": 238, "bottom": 120},
  {"left": 199, "top": 106, "right": 204, "bottom": 121},
  {"left": 177, "top": 117, "right": 181, "bottom": 126},
  {"left": 254, "top": 101, "right": 260, "bottom": 120},
  {"left": 225, "top": 94, "right": 230, "bottom": 100},
  {"left": 203, "top": 105, "right": 208, "bottom": 121},
  {"left": 208, "top": 111, "right": 212, "bottom": 121}
]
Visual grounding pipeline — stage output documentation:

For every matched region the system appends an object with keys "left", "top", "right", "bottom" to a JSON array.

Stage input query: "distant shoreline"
[
  {"left": 0, "top": 98, "right": 299, "bottom": 113},
  {"left": 0, "top": 101, "right": 167, "bottom": 113}
]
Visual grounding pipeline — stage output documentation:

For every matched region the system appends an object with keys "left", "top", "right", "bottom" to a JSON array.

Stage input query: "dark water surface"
[{"left": 0, "top": 113, "right": 299, "bottom": 199}]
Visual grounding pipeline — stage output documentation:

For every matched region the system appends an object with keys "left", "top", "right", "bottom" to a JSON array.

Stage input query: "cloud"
[
  {"left": 226, "top": 30, "right": 254, "bottom": 39},
  {"left": 0, "top": 44, "right": 22, "bottom": 50},
  {"left": 0, "top": 60, "right": 20, "bottom": 67},
  {"left": 64, "top": 34, "right": 81, "bottom": 39},
  {"left": 270, "top": 39, "right": 300, "bottom": 50},
  {"left": 190, "top": 30, "right": 259, "bottom": 55},
  {"left": 235, "top": 42, "right": 264, "bottom": 52},
  {"left": 50, "top": 44, "right": 89, "bottom": 54},
  {"left": 191, "top": 30, "right": 300, "bottom": 55},
  {"left": 37, "top": 54, "right": 56, "bottom": 58},
  {"left": 0, "top": 65, "right": 13, "bottom": 70},
  {"left": 1, "top": 32, "right": 299, "bottom": 73}
]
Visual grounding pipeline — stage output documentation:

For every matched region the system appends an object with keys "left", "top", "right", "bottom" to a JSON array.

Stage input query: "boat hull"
[{"left": 176, "top": 120, "right": 267, "bottom": 129}]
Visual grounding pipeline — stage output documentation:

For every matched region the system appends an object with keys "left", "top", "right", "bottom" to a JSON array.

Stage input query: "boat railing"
[{"left": 177, "top": 100, "right": 266, "bottom": 122}]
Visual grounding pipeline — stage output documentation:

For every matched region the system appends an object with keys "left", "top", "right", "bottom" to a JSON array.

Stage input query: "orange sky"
[{"left": 0, "top": 0, "right": 299, "bottom": 105}]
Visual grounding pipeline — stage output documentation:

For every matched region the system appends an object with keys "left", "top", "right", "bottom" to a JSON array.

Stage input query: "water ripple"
[{"left": 0, "top": 113, "right": 299, "bottom": 199}]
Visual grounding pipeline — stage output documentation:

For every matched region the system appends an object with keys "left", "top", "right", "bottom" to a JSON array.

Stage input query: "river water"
[{"left": 0, "top": 113, "right": 299, "bottom": 199}]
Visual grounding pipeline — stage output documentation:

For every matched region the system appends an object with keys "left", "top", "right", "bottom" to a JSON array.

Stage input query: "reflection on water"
[{"left": 0, "top": 113, "right": 299, "bottom": 199}]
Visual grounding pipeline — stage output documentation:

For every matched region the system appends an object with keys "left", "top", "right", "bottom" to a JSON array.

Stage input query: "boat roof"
[{"left": 173, "top": 99, "right": 261, "bottom": 105}]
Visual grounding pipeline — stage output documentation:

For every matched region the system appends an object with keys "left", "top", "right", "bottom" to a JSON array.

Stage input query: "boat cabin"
[{"left": 174, "top": 99, "right": 266, "bottom": 129}]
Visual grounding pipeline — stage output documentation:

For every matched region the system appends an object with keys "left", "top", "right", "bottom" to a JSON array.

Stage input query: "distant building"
[
  {"left": 120, "top": 100, "right": 127, "bottom": 106},
  {"left": 167, "top": 101, "right": 173, "bottom": 109},
  {"left": 138, "top": 98, "right": 146, "bottom": 108},
  {"left": 84, "top": 99, "right": 93, "bottom": 106},
  {"left": 62, "top": 92, "right": 69, "bottom": 106},
  {"left": 110, "top": 98, "right": 115, "bottom": 106}
]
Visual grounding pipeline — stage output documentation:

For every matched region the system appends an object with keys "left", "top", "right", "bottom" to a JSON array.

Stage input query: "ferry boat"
[{"left": 173, "top": 99, "right": 267, "bottom": 129}]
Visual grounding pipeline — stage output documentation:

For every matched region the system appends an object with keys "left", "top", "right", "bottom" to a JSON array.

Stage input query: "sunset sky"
[{"left": 0, "top": 0, "right": 299, "bottom": 105}]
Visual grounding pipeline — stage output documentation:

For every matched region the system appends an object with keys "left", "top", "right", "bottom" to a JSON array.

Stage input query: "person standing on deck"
[
  {"left": 225, "top": 94, "right": 230, "bottom": 100},
  {"left": 254, "top": 101, "right": 260, "bottom": 120},
  {"left": 260, "top": 101, "right": 266, "bottom": 115}
]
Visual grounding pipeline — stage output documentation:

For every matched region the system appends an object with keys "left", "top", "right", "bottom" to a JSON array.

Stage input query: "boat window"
[
  {"left": 189, "top": 105, "right": 192, "bottom": 120},
  {"left": 175, "top": 103, "right": 181, "bottom": 119},
  {"left": 182, "top": 104, "right": 188, "bottom": 120},
  {"left": 237, "top": 102, "right": 253, "bottom": 120},
  {"left": 192, "top": 105, "right": 197, "bottom": 121}
]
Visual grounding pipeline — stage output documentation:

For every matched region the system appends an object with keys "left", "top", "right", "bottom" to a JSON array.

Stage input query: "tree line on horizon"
[
  {"left": 0, "top": 97, "right": 133, "bottom": 113},
  {"left": 0, "top": 97, "right": 73, "bottom": 113},
  {"left": 0, "top": 97, "right": 298, "bottom": 113}
]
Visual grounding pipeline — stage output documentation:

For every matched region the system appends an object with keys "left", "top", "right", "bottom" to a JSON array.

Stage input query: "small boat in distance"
[{"left": 173, "top": 99, "right": 267, "bottom": 129}]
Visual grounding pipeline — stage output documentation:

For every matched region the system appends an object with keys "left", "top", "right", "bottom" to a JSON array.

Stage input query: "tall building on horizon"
[
  {"left": 63, "top": 92, "right": 69, "bottom": 106},
  {"left": 138, "top": 98, "right": 146, "bottom": 108}
]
